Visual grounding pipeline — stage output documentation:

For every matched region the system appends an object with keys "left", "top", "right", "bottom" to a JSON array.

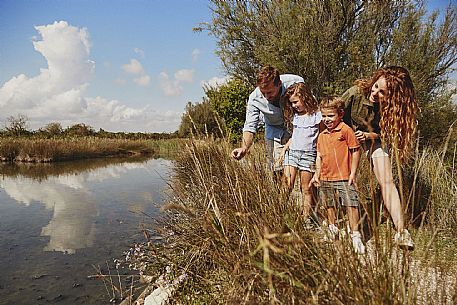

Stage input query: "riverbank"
[{"left": 0, "top": 137, "right": 184, "bottom": 162}]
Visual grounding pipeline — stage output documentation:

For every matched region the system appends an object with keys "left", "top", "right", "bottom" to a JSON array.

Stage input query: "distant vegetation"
[{"left": 0, "top": 114, "right": 181, "bottom": 162}]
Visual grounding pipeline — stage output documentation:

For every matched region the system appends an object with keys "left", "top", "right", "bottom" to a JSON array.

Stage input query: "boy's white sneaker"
[
  {"left": 351, "top": 231, "right": 366, "bottom": 254},
  {"left": 328, "top": 224, "right": 339, "bottom": 240},
  {"left": 394, "top": 229, "right": 414, "bottom": 250}
]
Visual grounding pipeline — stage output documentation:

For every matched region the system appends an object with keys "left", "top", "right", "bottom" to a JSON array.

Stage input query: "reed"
[
  {"left": 145, "top": 138, "right": 456, "bottom": 304},
  {"left": 0, "top": 137, "right": 160, "bottom": 162}
]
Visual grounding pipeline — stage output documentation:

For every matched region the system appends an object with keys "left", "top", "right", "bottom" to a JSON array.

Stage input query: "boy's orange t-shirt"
[{"left": 317, "top": 122, "right": 360, "bottom": 181}]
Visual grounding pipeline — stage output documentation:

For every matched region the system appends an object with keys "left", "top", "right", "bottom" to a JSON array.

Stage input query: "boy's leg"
[
  {"left": 327, "top": 207, "right": 337, "bottom": 225},
  {"left": 347, "top": 207, "right": 360, "bottom": 232}
]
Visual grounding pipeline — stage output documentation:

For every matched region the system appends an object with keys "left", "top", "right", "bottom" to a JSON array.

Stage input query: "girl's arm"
[
  {"left": 309, "top": 151, "right": 321, "bottom": 187},
  {"left": 278, "top": 138, "right": 292, "bottom": 165},
  {"left": 348, "top": 147, "right": 361, "bottom": 185}
]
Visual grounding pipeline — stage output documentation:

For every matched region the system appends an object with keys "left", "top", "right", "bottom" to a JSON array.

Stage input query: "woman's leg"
[
  {"left": 299, "top": 170, "right": 313, "bottom": 217},
  {"left": 371, "top": 155, "right": 405, "bottom": 232}
]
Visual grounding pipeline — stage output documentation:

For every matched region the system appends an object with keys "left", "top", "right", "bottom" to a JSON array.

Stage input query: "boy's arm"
[
  {"left": 348, "top": 147, "right": 361, "bottom": 185},
  {"left": 309, "top": 151, "right": 321, "bottom": 187}
]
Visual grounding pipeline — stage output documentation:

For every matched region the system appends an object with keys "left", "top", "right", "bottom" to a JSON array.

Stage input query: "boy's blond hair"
[{"left": 319, "top": 96, "right": 345, "bottom": 113}]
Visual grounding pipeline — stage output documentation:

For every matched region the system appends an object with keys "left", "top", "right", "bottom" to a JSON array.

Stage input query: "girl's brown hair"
[
  {"left": 355, "top": 66, "right": 418, "bottom": 162},
  {"left": 282, "top": 82, "right": 318, "bottom": 133}
]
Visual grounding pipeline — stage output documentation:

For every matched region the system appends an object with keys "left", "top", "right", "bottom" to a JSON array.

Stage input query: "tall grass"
[
  {"left": 143, "top": 139, "right": 456, "bottom": 304},
  {"left": 0, "top": 137, "right": 171, "bottom": 162}
]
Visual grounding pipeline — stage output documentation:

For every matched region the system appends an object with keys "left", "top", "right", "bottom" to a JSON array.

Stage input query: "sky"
[{"left": 0, "top": 0, "right": 454, "bottom": 133}]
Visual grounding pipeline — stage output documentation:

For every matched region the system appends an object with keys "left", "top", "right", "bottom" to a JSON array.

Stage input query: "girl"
[
  {"left": 342, "top": 66, "right": 418, "bottom": 250},
  {"left": 280, "top": 82, "right": 321, "bottom": 227}
]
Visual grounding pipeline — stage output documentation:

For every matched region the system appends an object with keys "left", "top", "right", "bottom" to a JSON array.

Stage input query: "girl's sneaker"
[
  {"left": 351, "top": 231, "right": 366, "bottom": 254},
  {"left": 394, "top": 229, "right": 414, "bottom": 250}
]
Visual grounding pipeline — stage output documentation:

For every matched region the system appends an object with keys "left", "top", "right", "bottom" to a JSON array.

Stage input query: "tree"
[
  {"left": 65, "top": 123, "right": 95, "bottom": 137},
  {"left": 178, "top": 101, "right": 223, "bottom": 138},
  {"left": 199, "top": 0, "right": 457, "bottom": 145},
  {"left": 42, "top": 122, "right": 63, "bottom": 136},
  {"left": 204, "top": 79, "right": 253, "bottom": 142},
  {"left": 5, "top": 114, "right": 30, "bottom": 136}
]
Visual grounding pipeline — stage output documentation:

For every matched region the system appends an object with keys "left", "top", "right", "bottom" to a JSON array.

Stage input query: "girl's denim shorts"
[{"left": 284, "top": 150, "right": 316, "bottom": 172}]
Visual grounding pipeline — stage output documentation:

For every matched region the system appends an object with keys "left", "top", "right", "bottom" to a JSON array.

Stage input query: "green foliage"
[
  {"left": 202, "top": 0, "right": 457, "bottom": 145},
  {"left": 204, "top": 78, "right": 253, "bottom": 142},
  {"left": 41, "top": 122, "right": 63, "bottom": 136},
  {"left": 178, "top": 101, "right": 223, "bottom": 138},
  {"left": 65, "top": 123, "right": 95, "bottom": 137}
]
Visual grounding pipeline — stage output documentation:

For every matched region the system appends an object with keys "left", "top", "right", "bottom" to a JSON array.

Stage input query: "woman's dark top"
[{"left": 341, "top": 85, "right": 381, "bottom": 137}]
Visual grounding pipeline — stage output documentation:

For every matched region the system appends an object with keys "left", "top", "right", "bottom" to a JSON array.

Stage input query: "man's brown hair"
[{"left": 257, "top": 66, "right": 280, "bottom": 88}]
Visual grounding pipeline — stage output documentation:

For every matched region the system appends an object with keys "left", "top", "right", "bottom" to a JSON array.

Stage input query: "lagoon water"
[{"left": 0, "top": 157, "right": 173, "bottom": 304}]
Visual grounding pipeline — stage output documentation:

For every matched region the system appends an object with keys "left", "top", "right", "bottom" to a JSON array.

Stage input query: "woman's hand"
[{"left": 354, "top": 130, "right": 366, "bottom": 144}]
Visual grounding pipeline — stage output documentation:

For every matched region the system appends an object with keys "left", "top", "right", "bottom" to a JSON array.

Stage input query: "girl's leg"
[
  {"left": 286, "top": 165, "right": 298, "bottom": 193},
  {"left": 371, "top": 155, "right": 405, "bottom": 232},
  {"left": 299, "top": 170, "right": 313, "bottom": 217}
]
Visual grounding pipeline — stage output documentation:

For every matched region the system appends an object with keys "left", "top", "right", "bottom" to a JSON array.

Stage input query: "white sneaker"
[
  {"left": 394, "top": 229, "right": 414, "bottom": 250},
  {"left": 328, "top": 224, "right": 339, "bottom": 240},
  {"left": 351, "top": 231, "right": 365, "bottom": 254}
]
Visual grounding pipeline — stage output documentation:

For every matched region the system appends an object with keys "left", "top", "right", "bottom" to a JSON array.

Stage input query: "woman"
[{"left": 342, "top": 66, "right": 418, "bottom": 250}]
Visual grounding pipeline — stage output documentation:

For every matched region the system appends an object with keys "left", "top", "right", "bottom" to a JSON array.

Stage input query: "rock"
[{"left": 144, "top": 286, "right": 173, "bottom": 305}]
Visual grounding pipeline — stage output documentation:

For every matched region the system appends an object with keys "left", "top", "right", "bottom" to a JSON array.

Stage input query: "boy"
[{"left": 309, "top": 96, "right": 365, "bottom": 254}]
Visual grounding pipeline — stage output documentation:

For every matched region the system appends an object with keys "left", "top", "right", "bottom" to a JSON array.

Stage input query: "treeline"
[
  {"left": 179, "top": 0, "right": 457, "bottom": 150},
  {"left": 1, "top": 115, "right": 178, "bottom": 140}
]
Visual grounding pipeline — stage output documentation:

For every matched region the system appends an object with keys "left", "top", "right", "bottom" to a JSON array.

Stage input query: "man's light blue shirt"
[{"left": 242, "top": 74, "right": 304, "bottom": 141}]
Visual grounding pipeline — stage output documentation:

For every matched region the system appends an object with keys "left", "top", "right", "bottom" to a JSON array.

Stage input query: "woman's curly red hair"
[{"left": 356, "top": 66, "right": 418, "bottom": 162}]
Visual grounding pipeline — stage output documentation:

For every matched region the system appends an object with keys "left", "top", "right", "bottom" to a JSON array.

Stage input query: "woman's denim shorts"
[{"left": 284, "top": 150, "right": 316, "bottom": 172}]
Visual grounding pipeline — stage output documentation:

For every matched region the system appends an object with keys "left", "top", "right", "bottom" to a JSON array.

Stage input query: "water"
[{"left": 0, "top": 157, "right": 173, "bottom": 304}]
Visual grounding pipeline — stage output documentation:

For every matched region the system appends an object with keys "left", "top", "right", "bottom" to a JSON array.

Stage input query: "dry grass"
[
  {"left": 0, "top": 137, "right": 166, "bottom": 162},
  {"left": 136, "top": 138, "right": 457, "bottom": 305}
]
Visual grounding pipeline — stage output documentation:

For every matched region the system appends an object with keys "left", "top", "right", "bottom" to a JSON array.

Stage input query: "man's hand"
[{"left": 231, "top": 147, "right": 247, "bottom": 160}]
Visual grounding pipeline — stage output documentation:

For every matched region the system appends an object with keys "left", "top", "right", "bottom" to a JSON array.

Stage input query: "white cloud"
[
  {"left": 134, "top": 75, "right": 150, "bottom": 86},
  {"left": 158, "top": 69, "right": 194, "bottom": 96},
  {"left": 0, "top": 21, "right": 179, "bottom": 132},
  {"left": 200, "top": 76, "right": 230, "bottom": 88},
  {"left": 122, "top": 59, "right": 144, "bottom": 75},
  {"left": 192, "top": 48, "right": 200, "bottom": 62},
  {"left": 174, "top": 69, "right": 194, "bottom": 83},
  {"left": 134, "top": 47, "right": 145, "bottom": 58},
  {"left": 158, "top": 72, "right": 181, "bottom": 96}
]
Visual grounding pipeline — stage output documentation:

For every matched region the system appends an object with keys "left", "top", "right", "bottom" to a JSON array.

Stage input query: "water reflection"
[{"left": 0, "top": 157, "right": 166, "bottom": 254}]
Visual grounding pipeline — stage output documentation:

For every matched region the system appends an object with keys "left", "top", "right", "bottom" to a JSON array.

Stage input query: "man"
[{"left": 231, "top": 66, "right": 304, "bottom": 172}]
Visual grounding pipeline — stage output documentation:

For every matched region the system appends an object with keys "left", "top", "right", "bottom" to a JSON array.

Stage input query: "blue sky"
[{"left": 0, "top": 0, "right": 454, "bottom": 132}]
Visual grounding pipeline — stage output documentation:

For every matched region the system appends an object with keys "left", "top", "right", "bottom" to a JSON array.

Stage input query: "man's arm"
[{"left": 231, "top": 131, "right": 255, "bottom": 160}]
